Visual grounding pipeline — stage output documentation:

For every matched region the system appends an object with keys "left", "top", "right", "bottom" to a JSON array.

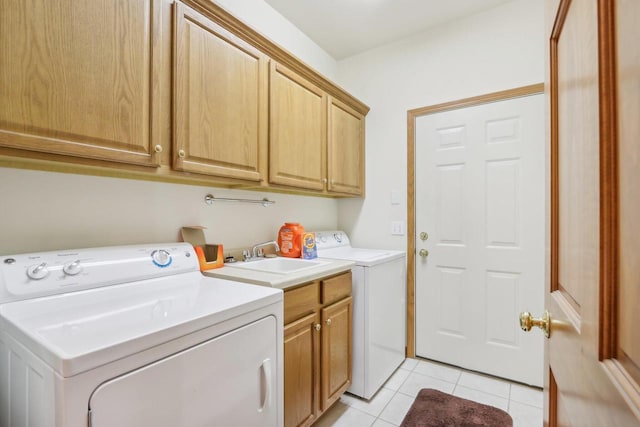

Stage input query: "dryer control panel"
[
  {"left": 0, "top": 243, "right": 198, "bottom": 304},
  {"left": 314, "top": 230, "right": 351, "bottom": 250}
]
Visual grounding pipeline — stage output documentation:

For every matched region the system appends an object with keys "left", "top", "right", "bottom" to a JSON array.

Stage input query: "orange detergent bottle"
[{"left": 277, "top": 222, "right": 305, "bottom": 258}]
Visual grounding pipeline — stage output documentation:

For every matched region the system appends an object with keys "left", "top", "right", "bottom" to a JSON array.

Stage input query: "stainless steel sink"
[{"left": 230, "top": 257, "right": 324, "bottom": 274}]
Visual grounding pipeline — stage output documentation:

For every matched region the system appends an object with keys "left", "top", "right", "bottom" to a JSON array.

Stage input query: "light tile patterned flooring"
[{"left": 315, "top": 358, "right": 543, "bottom": 427}]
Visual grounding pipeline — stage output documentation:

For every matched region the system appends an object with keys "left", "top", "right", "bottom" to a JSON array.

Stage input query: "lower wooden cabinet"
[
  {"left": 320, "top": 297, "right": 353, "bottom": 411},
  {"left": 283, "top": 272, "right": 353, "bottom": 427},
  {"left": 284, "top": 312, "right": 320, "bottom": 427}
]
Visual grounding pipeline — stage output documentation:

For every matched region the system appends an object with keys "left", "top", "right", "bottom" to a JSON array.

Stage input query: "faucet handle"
[
  {"left": 256, "top": 248, "right": 264, "bottom": 257},
  {"left": 242, "top": 249, "right": 251, "bottom": 261}
]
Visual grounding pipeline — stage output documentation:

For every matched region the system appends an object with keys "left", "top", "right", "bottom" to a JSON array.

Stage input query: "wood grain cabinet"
[
  {"left": 269, "top": 62, "right": 365, "bottom": 196},
  {"left": 320, "top": 296, "right": 353, "bottom": 410},
  {"left": 173, "top": 2, "right": 268, "bottom": 182},
  {"left": 0, "top": 0, "right": 163, "bottom": 167},
  {"left": 327, "top": 97, "right": 365, "bottom": 195},
  {"left": 0, "top": 0, "right": 368, "bottom": 196},
  {"left": 283, "top": 272, "right": 353, "bottom": 427},
  {"left": 269, "top": 62, "right": 327, "bottom": 191},
  {"left": 284, "top": 311, "right": 320, "bottom": 427}
]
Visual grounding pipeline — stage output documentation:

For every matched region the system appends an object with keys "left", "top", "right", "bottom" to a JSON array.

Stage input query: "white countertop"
[{"left": 203, "top": 257, "right": 355, "bottom": 289}]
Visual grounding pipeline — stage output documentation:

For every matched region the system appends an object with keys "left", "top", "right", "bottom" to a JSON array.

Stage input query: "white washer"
[
  {"left": 0, "top": 243, "right": 283, "bottom": 427},
  {"left": 314, "top": 231, "right": 405, "bottom": 400}
]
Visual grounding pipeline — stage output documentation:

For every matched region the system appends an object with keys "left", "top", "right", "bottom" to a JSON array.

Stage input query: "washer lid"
[
  {"left": 0, "top": 272, "right": 281, "bottom": 377},
  {"left": 317, "top": 246, "right": 405, "bottom": 267}
]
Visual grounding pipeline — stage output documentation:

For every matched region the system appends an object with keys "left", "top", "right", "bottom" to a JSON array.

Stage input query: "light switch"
[
  {"left": 391, "top": 190, "right": 402, "bottom": 205},
  {"left": 391, "top": 221, "right": 405, "bottom": 236}
]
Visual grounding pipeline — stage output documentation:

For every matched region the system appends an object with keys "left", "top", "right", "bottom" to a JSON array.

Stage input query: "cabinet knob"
[
  {"left": 154, "top": 144, "right": 163, "bottom": 153},
  {"left": 314, "top": 324, "right": 321, "bottom": 331},
  {"left": 178, "top": 149, "right": 186, "bottom": 158},
  {"left": 325, "top": 318, "right": 332, "bottom": 326},
  {"left": 322, "top": 178, "right": 327, "bottom": 184}
]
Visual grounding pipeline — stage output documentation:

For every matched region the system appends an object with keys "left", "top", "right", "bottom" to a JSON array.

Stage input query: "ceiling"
[{"left": 264, "top": 0, "right": 514, "bottom": 60}]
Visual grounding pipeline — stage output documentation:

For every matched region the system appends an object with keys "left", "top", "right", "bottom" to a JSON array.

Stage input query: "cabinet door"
[
  {"left": 270, "top": 62, "right": 326, "bottom": 191},
  {"left": 284, "top": 312, "right": 320, "bottom": 427},
  {"left": 320, "top": 296, "right": 352, "bottom": 411},
  {"left": 173, "top": 2, "right": 268, "bottom": 181},
  {"left": 0, "top": 0, "right": 162, "bottom": 166},
  {"left": 327, "top": 97, "right": 365, "bottom": 195}
]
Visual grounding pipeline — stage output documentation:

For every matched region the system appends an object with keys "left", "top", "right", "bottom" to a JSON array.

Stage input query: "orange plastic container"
[{"left": 278, "top": 222, "right": 305, "bottom": 258}]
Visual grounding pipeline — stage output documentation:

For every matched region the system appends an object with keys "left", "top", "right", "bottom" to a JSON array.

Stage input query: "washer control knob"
[
  {"left": 151, "top": 249, "right": 172, "bottom": 267},
  {"left": 63, "top": 259, "right": 83, "bottom": 276},
  {"left": 27, "top": 262, "right": 49, "bottom": 280}
]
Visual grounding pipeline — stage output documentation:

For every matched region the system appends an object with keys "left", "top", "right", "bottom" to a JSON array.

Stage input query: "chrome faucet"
[{"left": 244, "top": 240, "right": 280, "bottom": 261}]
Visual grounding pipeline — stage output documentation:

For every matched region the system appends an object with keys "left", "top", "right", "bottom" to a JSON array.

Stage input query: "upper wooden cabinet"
[
  {"left": 0, "top": 0, "right": 162, "bottom": 167},
  {"left": 328, "top": 97, "right": 365, "bottom": 195},
  {"left": 270, "top": 63, "right": 366, "bottom": 196},
  {"left": 173, "top": 2, "right": 268, "bottom": 182},
  {"left": 269, "top": 62, "right": 327, "bottom": 191},
  {"left": 0, "top": 0, "right": 368, "bottom": 196}
]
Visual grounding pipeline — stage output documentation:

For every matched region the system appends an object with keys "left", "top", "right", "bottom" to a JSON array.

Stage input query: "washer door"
[{"left": 88, "top": 316, "right": 277, "bottom": 427}]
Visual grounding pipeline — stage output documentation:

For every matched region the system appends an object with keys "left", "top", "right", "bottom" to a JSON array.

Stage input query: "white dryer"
[
  {"left": 314, "top": 231, "right": 405, "bottom": 400},
  {"left": 0, "top": 243, "right": 283, "bottom": 427}
]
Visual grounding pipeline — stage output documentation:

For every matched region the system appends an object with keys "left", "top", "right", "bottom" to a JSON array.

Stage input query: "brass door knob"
[
  {"left": 419, "top": 249, "right": 429, "bottom": 257},
  {"left": 519, "top": 310, "right": 551, "bottom": 338},
  {"left": 420, "top": 232, "right": 429, "bottom": 241},
  {"left": 325, "top": 319, "right": 332, "bottom": 326},
  {"left": 314, "top": 324, "right": 321, "bottom": 331}
]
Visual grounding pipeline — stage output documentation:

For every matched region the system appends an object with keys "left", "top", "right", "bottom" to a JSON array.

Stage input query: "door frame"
[{"left": 405, "top": 83, "right": 544, "bottom": 357}]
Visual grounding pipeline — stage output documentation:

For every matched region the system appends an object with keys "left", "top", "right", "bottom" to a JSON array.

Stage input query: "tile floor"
[{"left": 315, "top": 358, "right": 543, "bottom": 427}]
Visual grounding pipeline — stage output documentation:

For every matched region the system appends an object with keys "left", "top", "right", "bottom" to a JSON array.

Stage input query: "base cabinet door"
[
  {"left": 320, "top": 296, "right": 353, "bottom": 411},
  {"left": 0, "top": 0, "right": 162, "bottom": 166},
  {"left": 283, "top": 272, "right": 352, "bottom": 427},
  {"left": 284, "top": 312, "right": 320, "bottom": 427}
]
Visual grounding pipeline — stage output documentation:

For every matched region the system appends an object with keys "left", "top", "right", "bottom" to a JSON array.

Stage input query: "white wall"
[
  {"left": 335, "top": 0, "right": 544, "bottom": 251},
  {"left": 0, "top": 0, "right": 545, "bottom": 255},
  {"left": 0, "top": 0, "right": 339, "bottom": 255},
  {"left": 0, "top": 168, "right": 337, "bottom": 254}
]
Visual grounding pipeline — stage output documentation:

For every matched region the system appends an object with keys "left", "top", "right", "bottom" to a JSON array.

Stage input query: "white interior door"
[{"left": 414, "top": 94, "right": 544, "bottom": 386}]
